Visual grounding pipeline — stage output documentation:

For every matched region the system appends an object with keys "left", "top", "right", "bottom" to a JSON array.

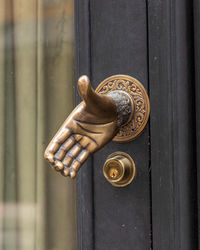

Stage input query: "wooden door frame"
[
  {"left": 194, "top": 1, "right": 200, "bottom": 248},
  {"left": 75, "top": 0, "right": 199, "bottom": 249},
  {"left": 149, "top": 0, "right": 198, "bottom": 249}
]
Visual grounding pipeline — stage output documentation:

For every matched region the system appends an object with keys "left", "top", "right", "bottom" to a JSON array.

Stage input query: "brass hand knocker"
[{"left": 44, "top": 75, "right": 150, "bottom": 178}]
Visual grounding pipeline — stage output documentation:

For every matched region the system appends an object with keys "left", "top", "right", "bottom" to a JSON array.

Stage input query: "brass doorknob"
[
  {"left": 44, "top": 75, "right": 149, "bottom": 179},
  {"left": 103, "top": 152, "right": 136, "bottom": 187}
]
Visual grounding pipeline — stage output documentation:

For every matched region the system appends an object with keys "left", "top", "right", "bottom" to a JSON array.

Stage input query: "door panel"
[
  {"left": 75, "top": 0, "right": 199, "bottom": 250},
  {"left": 91, "top": 1, "right": 150, "bottom": 250},
  {"left": 76, "top": 0, "right": 151, "bottom": 249}
]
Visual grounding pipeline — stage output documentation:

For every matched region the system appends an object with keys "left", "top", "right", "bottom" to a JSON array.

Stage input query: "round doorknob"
[{"left": 103, "top": 152, "right": 136, "bottom": 187}]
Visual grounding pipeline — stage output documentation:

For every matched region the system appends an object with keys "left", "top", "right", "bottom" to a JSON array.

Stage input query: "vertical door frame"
[
  {"left": 75, "top": 0, "right": 94, "bottom": 249},
  {"left": 148, "top": 0, "right": 198, "bottom": 249}
]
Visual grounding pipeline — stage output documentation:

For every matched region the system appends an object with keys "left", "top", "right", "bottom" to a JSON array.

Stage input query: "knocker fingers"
[
  {"left": 60, "top": 135, "right": 96, "bottom": 179},
  {"left": 44, "top": 127, "right": 71, "bottom": 166},
  {"left": 45, "top": 128, "right": 97, "bottom": 178}
]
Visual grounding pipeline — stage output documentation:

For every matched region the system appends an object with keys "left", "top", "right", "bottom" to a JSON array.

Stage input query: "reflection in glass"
[{"left": 0, "top": 0, "right": 77, "bottom": 249}]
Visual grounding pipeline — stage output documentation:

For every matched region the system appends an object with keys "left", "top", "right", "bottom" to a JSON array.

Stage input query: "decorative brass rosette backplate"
[{"left": 96, "top": 75, "right": 150, "bottom": 142}]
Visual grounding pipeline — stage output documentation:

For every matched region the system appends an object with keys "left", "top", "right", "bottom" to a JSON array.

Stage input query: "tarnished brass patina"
[
  {"left": 44, "top": 75, "right": 149, "bottom": 179},
  {"left": 103, "top": 152, "right": 136, "bottom": 187}
]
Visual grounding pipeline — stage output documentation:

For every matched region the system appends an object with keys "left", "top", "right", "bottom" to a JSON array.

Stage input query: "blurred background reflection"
[{"left": 0, "top": 0, "right": 77, "bottom": 249}]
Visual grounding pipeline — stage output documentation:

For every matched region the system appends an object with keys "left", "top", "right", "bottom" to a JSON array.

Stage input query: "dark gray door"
[{"left": 75, "top": 0, "right": 199, "bottom": 249}]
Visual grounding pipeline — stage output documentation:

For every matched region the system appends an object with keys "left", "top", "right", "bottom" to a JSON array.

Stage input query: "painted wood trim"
[
  {"left": 193, "top": 0, "right": 200, "bottom": 248},
  {"left": 148, "top": 0, "right": 198, "bottom": 249},
  {"left": 75, "top": 0, "right": 94, "bottom": 249}
]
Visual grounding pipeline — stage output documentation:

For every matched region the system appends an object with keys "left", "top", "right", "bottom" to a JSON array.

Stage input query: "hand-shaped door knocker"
[{"left": 44, "top": 75, "right": 150, "bottom": 178}]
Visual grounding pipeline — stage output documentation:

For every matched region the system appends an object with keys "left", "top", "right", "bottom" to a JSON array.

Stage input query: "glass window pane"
[{"left": 0, "top": 0, "right": 77, "bottom": 249}]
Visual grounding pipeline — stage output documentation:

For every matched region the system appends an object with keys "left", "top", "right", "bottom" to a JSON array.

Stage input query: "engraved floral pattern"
[{"left": 96, "top": 76, "right": 150, "bottom": 142}]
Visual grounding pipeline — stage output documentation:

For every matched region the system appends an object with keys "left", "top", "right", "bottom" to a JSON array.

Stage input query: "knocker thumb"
[{"left": 77, "top": 75, "right": 117, "bottom": 118}]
